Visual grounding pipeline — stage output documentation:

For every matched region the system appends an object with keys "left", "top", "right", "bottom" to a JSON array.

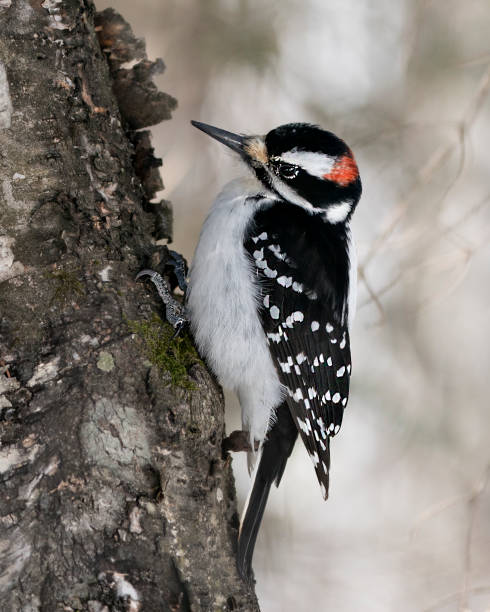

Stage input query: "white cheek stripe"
[
  {"left": 281, "top": 149, "right": 336, "bottom": 178},
  {"left": 268, "top": 169, "right": 353, "bottom": 224},
  {"left": 267, "top": 171, "right": 315, "bottom": 212}
]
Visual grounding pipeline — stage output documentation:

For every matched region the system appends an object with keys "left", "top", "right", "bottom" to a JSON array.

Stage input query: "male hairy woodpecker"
[{"left": 139, "top": 120, "right": 361, "bottom": 581}]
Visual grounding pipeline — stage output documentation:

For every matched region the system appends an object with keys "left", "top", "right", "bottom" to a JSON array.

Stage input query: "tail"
[{"left": 237, "top": 403, "right": 298, "bottom": 581}]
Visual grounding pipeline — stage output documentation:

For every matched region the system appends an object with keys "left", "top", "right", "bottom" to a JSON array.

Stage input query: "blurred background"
[{"left": 99, "top": 1, "right": 490, "bottom": 610}]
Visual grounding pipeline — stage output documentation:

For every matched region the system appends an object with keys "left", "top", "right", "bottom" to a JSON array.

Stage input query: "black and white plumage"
[{"left": 186, "top": 121, "right": 362, "bottom": 580}]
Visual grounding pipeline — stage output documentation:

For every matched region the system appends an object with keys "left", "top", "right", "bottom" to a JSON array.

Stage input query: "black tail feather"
[{"left": 237, "top": 403, "right": 298, "bottom": 581}]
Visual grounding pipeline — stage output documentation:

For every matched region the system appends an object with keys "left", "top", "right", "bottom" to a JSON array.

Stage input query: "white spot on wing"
[
  {"left": 277, "top": 275, "right": 292, "bottom": 287},
  {"left": 293, "top": 388, "right": 303, "bottom": 401},
  {"left": 297, "top": 417, "right": 308, "bottom": 435},
  {"left": 310, "top": 450, "right": 319, "bottom": 466},
  {"left": 280, "top": 361, "right": 291, "bottom": 373},
  {"left": 268, "top": 244, "right": 285, "bottom": 260}
]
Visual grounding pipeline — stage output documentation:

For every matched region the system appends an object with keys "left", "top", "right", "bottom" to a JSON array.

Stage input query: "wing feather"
[{"left": 244, "top": 204, "right": 352, "bottom": 498}]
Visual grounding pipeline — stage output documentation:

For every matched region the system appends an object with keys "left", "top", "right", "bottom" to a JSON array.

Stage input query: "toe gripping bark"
[{"left": 137, "top": 250, "right": 188, "bottom": 336}]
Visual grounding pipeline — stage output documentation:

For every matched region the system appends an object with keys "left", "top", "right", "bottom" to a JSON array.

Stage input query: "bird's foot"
[
  {"left": 166, "top": 249, "right": 188, "bottom": 293},
  {"left": 136, "top": 268, "right": 188, "bottom": 337},
  {"left": 222, "top": 430, "right": 259, "bottom": 453}
]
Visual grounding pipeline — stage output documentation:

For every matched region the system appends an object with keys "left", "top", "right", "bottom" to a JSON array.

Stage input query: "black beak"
[{"left": 191, "top": 120, "right": 245, "bottom": 156}]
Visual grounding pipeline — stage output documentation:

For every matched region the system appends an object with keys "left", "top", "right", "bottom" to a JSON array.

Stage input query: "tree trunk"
[{"left": 0, "top": 2, "right": 259, "bottom": 610}]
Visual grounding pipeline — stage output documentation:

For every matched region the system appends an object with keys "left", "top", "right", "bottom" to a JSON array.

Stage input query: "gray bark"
[{"left": 0, "top": 2, "right": 259, "bottom": 610}]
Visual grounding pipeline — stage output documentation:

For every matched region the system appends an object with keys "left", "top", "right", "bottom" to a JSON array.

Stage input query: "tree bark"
[{"left": 0, "top": 2, "right": 259, "bottom": 610}]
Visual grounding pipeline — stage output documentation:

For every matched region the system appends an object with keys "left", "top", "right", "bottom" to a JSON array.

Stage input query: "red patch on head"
[{"left": 323, "top": 152, "right": 358, "bottom": 186}]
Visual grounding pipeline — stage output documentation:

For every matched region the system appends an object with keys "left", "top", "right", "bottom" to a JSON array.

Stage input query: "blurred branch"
[
  {"left": 440, "top": 193, "right": 490, "bottom": 239},
  {"left": 357, "top": 266, "right": 385, "bottom": 323},
  {"left": 359, "top": 192, "right": 489, "bottom": 314},
  {"left": 361, "top": 65, "right": 489, "bottom": 268},
  {"left": 424, "top": 586, "right": 490, "bottom": 612},
  {"left": 358, "top": 64, "right": 490, "bottom": 314},
  {"left": 412, "top": 465, "right": 490, "bottom": 612},
  {"left": 458, "top": 465, "right": 490, "bottom": 612},
  {"left": 411, "top": 465, "right": 489, "bottom": 538}
]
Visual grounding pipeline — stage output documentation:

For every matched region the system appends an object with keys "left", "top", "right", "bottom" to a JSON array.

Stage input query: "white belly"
[{"left": 187, "top": 177, "right": 284, "bottom": 445}]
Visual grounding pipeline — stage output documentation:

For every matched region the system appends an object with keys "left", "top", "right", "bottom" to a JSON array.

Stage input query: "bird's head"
[{"left": 191, "top": 120, "right": 361, "bottom": 224}]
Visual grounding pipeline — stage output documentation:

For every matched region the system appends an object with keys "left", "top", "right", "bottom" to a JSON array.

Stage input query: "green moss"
[
  {"left": 44, "top": 267, "right": 84, "bottom": 304},
  {"left": 127, "top": 313, "right": 200, "bottom": 390}
]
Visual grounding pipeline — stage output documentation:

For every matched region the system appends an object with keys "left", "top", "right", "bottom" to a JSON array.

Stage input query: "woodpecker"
[{"left": 139, "top": 120, "right": 361, "bottom": 581}]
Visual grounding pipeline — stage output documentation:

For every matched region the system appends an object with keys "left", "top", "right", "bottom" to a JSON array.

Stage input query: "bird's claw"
[
  {"left": 167, "top": 249, "right": 188, "bottom": 293},
  {"left": 136, "top": 268, "right": 188, "bottom": 333},
  {"left": 222, "top": 430, "right": 259, "bottom": 453},
  {"left": 135, "top": 268, "right": 158, "bottom": 282},
  {"left": 171, "top": 319, "right": 187, "bottom": 340}
]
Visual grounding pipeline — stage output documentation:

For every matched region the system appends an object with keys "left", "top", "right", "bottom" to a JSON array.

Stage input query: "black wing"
[{"left": 244, "top": 201, "right": 352, "bottom": 498}]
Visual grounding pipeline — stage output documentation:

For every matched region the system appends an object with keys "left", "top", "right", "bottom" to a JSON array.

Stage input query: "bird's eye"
[{"left": 277, "top": 162, "right": 299, "bottom": 180}]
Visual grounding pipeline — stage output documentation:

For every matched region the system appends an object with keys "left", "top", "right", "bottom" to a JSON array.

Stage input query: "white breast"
[{"left": 187, "top": 177, "right": 284, "bottom": 446}]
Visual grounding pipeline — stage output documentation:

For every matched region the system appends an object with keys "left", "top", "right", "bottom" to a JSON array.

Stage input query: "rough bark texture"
[{"left": 0, "top": 2, "right": 259, "bottom": 611}]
